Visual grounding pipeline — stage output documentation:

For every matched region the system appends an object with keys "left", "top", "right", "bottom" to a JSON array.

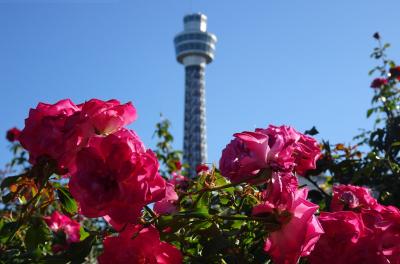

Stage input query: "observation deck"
[{"left": 174, "top": 13, "right": 217, "bottom": 65}]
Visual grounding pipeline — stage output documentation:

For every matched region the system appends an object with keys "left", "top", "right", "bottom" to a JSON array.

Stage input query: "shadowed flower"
[
  {"left": 331, "top": 184, "right": 378, "bottom": 212},
  {"left": 253, "top": 188, "right": 323, "bottom": 264},
  {"left": 44, "top": 211, "right": 81, "bottom": 252},
  {"left": 69, "top": 129, "right": 166, "bottom": 225},
  {"left": 370, "top": 78, "right": 388, "bottom": 88},
  {"left": 6, "top": 127, "right": 21, "bottom": 142},
  {"left": 98, "top": 225, "right": 182, "bottom": 264},
  {"left": 389, "top": 66, "right": 400, "bottom": 81},
  {"left": 154, "top": 183, "right": 179, "bottom": 215}
]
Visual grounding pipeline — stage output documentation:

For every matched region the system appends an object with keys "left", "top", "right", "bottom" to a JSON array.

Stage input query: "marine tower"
[{"left": 174, "top": 13, "right": 217, "bottom": 177}]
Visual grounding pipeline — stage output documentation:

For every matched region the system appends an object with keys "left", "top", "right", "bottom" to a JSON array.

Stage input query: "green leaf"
[
  {"left": 66, "top": 235, "right": 96, "bottom": 262},
  {"left": 57, "top": 187, "right": 78, "bottom": 215},
  {"left": 177, "top": 209, "right": 210, "bottom": 219},
  {"left": 367, "top": 108, "right": 375, "bottom": 118},
  {"left": 79, "top": 227, "right": 90, "bottom": 241},
  {"left": 391, "top": 142, "right": 400, "bottom": 147},
  {"left": 25, "top": 221, "right": 51, "bottom": 251},
  {"left": 0, "top": 221, "right": 19, "bottom": 243},
  {"left": 43, "top": 235, "right": 96, "bottom": 264},
  {"left": 383, "top": 43, "right": 391, "bottom": 49},
  {"left": 368, "top": 69, "right": 376, "bottom": 76},
  {"left": 202, "top": 235, "right": 230, "bottom": 256},
  {"left": 231, "top": 220, "right": 243, "bottom": 229}
]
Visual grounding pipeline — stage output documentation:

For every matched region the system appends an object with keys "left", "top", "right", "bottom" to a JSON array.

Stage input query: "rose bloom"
[
  {"left": 44, "top": 211, "right": 81, "bottom": 252},
  {"left": 390, "top": 66, "right": 400, "bottom": 81},
  {"left": 330, "top": 184, "right": 378, "bottom": 212},
  {"left": 174, "top": 161, "right": 182, "bottom": 170},
  {"left": 19, "top": 99, "right": 80, "bottom": 170},
  {"left": 359, "top": 206, "right": 400, "bottom": 263},
  {"left": 64, "top": 99, "right": 137, "bottom": 140},
  {"left": 308, "top": 211, "right": 364, "bottom": 264},
  {"left": 258, "top": 125, "right": 321, "bottom": 176},
  {"left": 69, "top": 129, "right": 166, "bottom": 225},
  {"left": 196, "top": 164, "right": 209, "bottom": 174},
  {"left": 19, "top": 98, "right": 136, "bottom": 174},
  {"left": 219, "top": 125, "right": 321, "bottom": 183},
  {"left": 309, "top": 196, "right": 400, "bottom": 263},
  {"left": 253, "top": 188, "right": 323, "bottom": 264},
  {"left": 98, "top": 225, "right": 182, "bottom": 264},
  {"left": 61, "top": 99, "right": 137, "bottom": 172},
  {"left": 370, "top": 78, "right": 388, "bottom": 89},
  {"left": 220, "top": 131, "right": 270, "bottom": 183},
  {"left": 154, "top": 183, "right": 179, "bottom": 215},
  {"left": 6, "top": 127, "right": 21, "bottom": 142},
  {"left": 260, "top": 172, "right": 299, "bottom": 209},
  {"left": 169, "top": 172, "right": 190, "bottom": 190}
]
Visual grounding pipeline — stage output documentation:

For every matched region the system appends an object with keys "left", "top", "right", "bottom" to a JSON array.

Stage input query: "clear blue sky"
[{"left": 1, "top": 0, "right": 399, "bottom": 169}]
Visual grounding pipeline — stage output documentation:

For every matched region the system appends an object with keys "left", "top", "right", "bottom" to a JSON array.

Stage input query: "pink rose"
[
  {"left": 331, "top": 184, "right": 378, "bottom": 212},
  {"left": 174, "top": 161, "right": 182, "bottom": 170},
  {"left": 19, "top": 98, "right": 137, "bottom": 174},
  {"left": 360, "top": 206, "right": 400, "bottom": 263},
  {"left": 98, "top": 225, "right": 182, "bottom": 264},
  {"left": 389, "top": 66, "right": 400, "bottom": 81},
  {"left": 257, "top": 172, "right": 299, "bottom": 211},
  {"left": 103, "top": 215, "right": 126, "bottom": 232},
  {"left": 308, "top": 211, "right": 364, "bottom": 264},
  {"left": 253, "top": 188, "right": 323, "bottom": 264},
  {"left": 44, "top": 211, "right": 81, "bottom": 252},
  {"left": 69, "top": 129, "right": 166, "bottom": 225},
  {"left": 19, "top": 99, "right": 80, "bottom": 170},
  {"left": 220, "top": 125, "right": 321, "bottom": 183},
  {"left": 154, "top": 183, "right": 179, "bottom": 215},
  {"left": 73, "top": 99, "right": 137, "bottom": 136},
  {"left": 258, "top": 125, "right": 321, "bottom": 175},
  {"left": 60, "top": 99, "right": 137, "bottom": 169},
  {"left": 169, "top": 172, "right": 190, "bottom": 190},
  {"left": 256, "top": 125, "right": 300, "bottom": 172},
  {"left": 196, "top": 164, "right": 209, "bottom": 174},
  {"left": 219, "top": 131, "right": 270, "bottom": 183},
  {"left": 292, "top": 133, "right": 321, "bottom": 176},
  {"left": 6, "top": 127, "right": 21, "bottom": 142},
  {"left": 370, "top": 78, "right": 388, "bottom": 89},
  {"left": 309, "top": 200, "right": 400, "bottom": 263}
]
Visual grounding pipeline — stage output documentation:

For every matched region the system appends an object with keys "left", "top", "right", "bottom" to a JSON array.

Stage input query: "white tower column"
[{"left": 174, "top": 13, "right": 217, "bottom": 177}]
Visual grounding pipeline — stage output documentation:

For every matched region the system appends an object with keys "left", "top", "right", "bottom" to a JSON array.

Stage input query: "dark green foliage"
[{"left": 308, "top": 34, "right": 400, "bottom": 207}]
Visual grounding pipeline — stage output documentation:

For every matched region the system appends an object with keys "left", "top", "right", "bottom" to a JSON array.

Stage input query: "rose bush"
[{"left": 0, "top": 34, "right": 400, "bottom": 264}]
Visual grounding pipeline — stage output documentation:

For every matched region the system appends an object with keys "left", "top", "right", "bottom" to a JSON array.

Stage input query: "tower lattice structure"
[{"left": 174, "top": 13, "right": 217, "bottom": 177}]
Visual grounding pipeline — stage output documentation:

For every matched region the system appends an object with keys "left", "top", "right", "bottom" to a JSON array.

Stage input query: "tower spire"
[{"left": 174, "top": 13, "right": 217, "bottom": 177}]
